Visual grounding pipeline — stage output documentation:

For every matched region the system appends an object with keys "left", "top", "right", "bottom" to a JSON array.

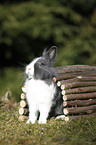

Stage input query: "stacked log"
[
  {"left": 18, "top": 86, "right": 29, "bottom": 121},
  {"left": 19, "top": 65, "right": 96, "bottom": 121},
  {"left": 53, "top": 65, "right": 96, "bottom": 121}
]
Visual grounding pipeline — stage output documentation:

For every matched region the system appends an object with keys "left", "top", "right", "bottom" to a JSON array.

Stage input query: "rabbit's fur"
[{"left": 25, "top": 46, "right": 63, "bottom": 124}]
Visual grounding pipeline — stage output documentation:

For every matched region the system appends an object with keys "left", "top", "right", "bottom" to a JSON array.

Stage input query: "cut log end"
[
  {"left": 20, "top": 100, "right": 26, "bottom": 108},
  {"left": 63, "top": 95, "right": 67, "bottom": 101},
  {"left": 19, "top": 107, "right": 24, "bottom": 115},
  {"left": 77, "top": 76, "right": 82, "bottom": 79},
  {"left": 53, "top": 77, "right": 57, "bottom": 82},
  {"left": 63, "top": 101, "right": 67, "bottom": 107},
  {"left": 22, "top": 85, "right": 26, "bottom": 93},
  {"left": 61, "top": 84, "right": 65, "bottom": 90},
  {"left": 21, "top": 93, "right": 25, "bottom": 100},
  {"left": 18, "top": 115, "right": 28, "bottom": 121},
  {"left": 57, "top": 81, "right": 61, "bottom": 87},
  {"left": 61, "top": 90, "right": 66, "bottom": 95},
  {"left": 19, "top": 107, "right": 29, "bottom": 115},
  {"left": 63, "top": 108, "right": 69, "bottom": 115}
]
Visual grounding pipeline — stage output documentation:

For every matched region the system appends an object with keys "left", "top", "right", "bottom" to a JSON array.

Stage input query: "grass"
[
  {"left": 0, "top": 102, "right": 96, "bottom": 145},
  {"left": 0, "top": 68, "right": 96, "bottom": 145}
]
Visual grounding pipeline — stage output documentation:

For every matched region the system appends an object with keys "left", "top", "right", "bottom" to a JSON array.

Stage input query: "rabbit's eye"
[{"left": 40, "top": 63, "right": 45, "bottom": 66}]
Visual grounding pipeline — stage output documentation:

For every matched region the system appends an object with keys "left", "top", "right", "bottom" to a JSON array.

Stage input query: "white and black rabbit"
[{"left": 25, "top": 46, "right": 64, "bottom": 124}]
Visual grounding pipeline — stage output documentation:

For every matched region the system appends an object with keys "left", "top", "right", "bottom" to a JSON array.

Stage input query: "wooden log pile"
[
  {"left": 18, "top": 87, "right": 29, "bottom": 121},
  {"left": 18, "top": 65, "right": 96, "bottom": 121},
  {"left": 53, "top": 65, "right": 96, "bottom": 121}
]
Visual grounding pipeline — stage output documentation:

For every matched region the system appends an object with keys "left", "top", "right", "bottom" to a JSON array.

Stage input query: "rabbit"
[{"left": 24, "top": 46, "right": 64, "bottom": 124}]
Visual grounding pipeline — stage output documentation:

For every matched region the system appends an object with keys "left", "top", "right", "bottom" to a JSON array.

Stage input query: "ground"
[{"left": 0, "top": 102, "right": 96, "bottom": 145}]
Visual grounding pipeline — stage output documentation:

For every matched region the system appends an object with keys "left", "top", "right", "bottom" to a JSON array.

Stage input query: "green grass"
[
  {"left": 0, "top": 68, "right": 96, "bottom": 145},
  {"left": 0, "top": 101, "right": 96, "bottom": 145}
]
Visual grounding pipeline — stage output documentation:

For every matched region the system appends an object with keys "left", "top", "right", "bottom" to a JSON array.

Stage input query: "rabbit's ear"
[
  {"left": 42, "top": 48, "right": 47, "bottom": 56},
  {"left": 49, "top": 46, "right": 57, "bottom": 60},
  {"left": 43, "top": 46, "right": 57, "bottom": 65}
]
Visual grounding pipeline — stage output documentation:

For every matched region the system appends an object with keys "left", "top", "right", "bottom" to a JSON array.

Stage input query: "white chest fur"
[
  {"left": 25, "top": 78, "right": 56, "bottom": 123},
  {"left": 25, "top": 78, "right": 56, "bottom": 105}
]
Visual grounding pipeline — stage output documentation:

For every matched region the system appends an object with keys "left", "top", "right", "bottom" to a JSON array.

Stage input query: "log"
[
  {"left": 19, "top": 107, "right": 24, "bottom": 115},
  {"left": 63, "top": 95, "right": 67, "bottom": 101},
  {"left": 57, "top": 71, "right": 96, "bottom": 78},
  {"left": 58, "top": 71, "right": 96, "bottom": 80},
  {"left": 53, "top": 77, "right": 57, "bottom": 83},
  {"left": 63, "top": 92, "right": 96, "bottom": 100},
  {"left": 56, "top": 65, "right": 96, "bottom": 74},
  {"left": 63, "top": 104, "right": 96, "bottom": 115},
  {"left": 19, "top": 107, "right": 29, "bottom": 115},
  {"left": 56, "top": 76, "right": 96, "bottom": 84},
  {"left": 61, "top": 86, "right": 96, "bottom": 95},
  {"left": 20, "top": 100, "right": 27, "bottom": 108},
  {"left": 61, "top": 82, "right": 96, "bottom": 90},
  {"left": 19, "top": 65, "right": 96, "bottom": 121},
  {"left": 54, "top": 74, "right": 76, "bottom": 81},
  {"left": 63, "top": 101, "right": 68, "bottom": 107},
  {"left": 18, "top": 115, "right": 28, "bottom": 121},
  {"left": 54, "top": 73, "right": 96, "bottom": 82},
  {"left": 63, "top": 99, "right": 96, "bottom": 107},
  {"left": 21, "top": 93, "right": 25, "bottom": 100},
  {"left": 22, "top": 85, "right": 26, "bottom": 93},
  {"left": 64, "top": 112, "right": 96, "bottom": 121}
]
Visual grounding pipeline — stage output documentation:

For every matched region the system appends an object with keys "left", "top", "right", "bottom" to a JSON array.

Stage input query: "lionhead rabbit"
[{"left": 25, "top": 46, "right": 64, "bottom": 124}]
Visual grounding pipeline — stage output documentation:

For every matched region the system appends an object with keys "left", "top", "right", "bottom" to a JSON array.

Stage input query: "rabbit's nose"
[{"left": 28, "top": 68, "right": 31, "bottom": 70}]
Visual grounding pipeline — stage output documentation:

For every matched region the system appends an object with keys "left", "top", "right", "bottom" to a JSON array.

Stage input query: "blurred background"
[{"left": 0, "top": 0, "right": 96, "bottom": 101}]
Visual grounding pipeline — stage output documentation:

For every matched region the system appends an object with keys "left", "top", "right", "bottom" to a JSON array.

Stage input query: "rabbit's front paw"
[
  {"left": 26, "top": 119, "right": 36, "bottom": 124},
  {"left": 26, "top": 119, "right": 31, "bottom": 123},
  {"left": 38, "top": 118, "right": 47, "bottom": 124}
]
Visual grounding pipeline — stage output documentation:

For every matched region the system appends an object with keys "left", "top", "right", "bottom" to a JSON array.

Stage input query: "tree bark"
[
  {"left": 54, "top": 73, "right": 96, "bottom": 82},
  {"left": 56, "top": 77, "right": 96, "bottom": 84},
  {"left": 63, "top": 104, "right": 96, "bottom": 115},
  {"left": 63, "top": 99, "right": 96, "bottom": 107},
  {"left": 61, "top": 82, "right": 96, "bottom": 90},
  {"left": 56, "top": 65, "right": 96, "bottom": 74},
  {"left": 64, "top": 112, "right": 96, "bottom": 121},
  {"left": 61, "top": 86, "right": 96, "bottom": 95},
  {"left": 63, "top": 92, "right": 96, "bottom": 100}
]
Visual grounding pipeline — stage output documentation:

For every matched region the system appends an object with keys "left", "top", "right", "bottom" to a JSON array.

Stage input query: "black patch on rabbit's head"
[{"left": 34, "top": 46, "right": 58, "bottom": 83}]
